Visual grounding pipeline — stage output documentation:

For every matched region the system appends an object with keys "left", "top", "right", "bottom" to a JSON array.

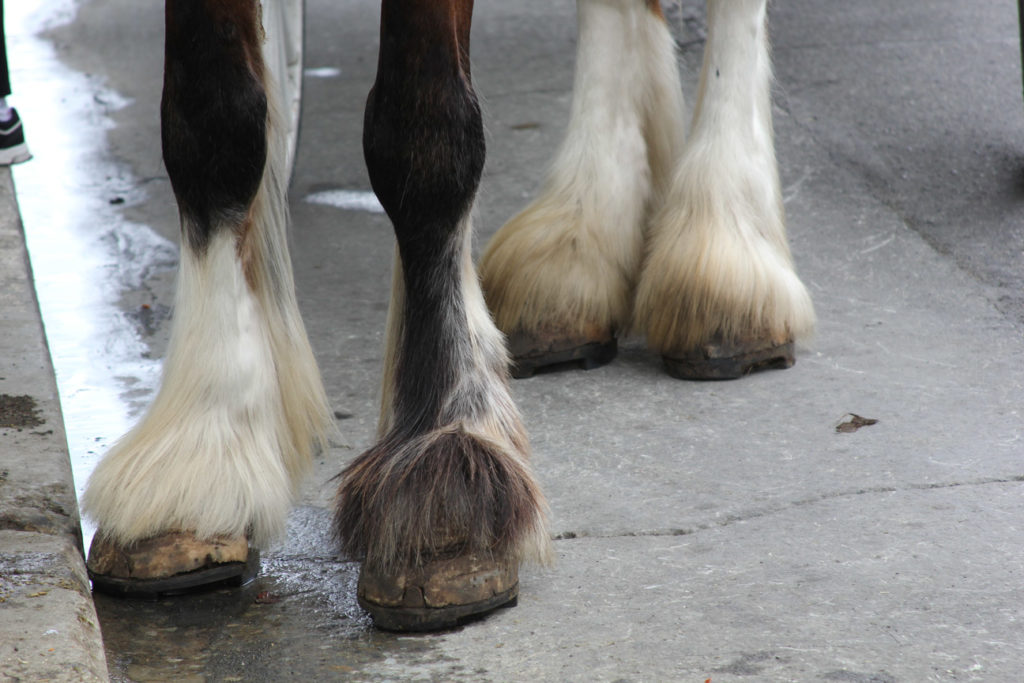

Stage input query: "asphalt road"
[{"left": 16, "top": 0, "right": 1024, "bottom": 680}]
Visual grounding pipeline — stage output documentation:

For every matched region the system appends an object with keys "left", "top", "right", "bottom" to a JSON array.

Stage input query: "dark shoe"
[{"left": 0, "top": 109, "right": 32, "bottom": 165}]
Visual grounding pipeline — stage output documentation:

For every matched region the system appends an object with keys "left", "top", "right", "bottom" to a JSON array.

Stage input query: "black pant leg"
[{"left": 0, "top": 0, "right": 12, "bottom": 98}]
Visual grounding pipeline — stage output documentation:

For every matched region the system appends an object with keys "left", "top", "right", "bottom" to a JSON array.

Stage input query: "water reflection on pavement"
[{"left": 94, "top": 512, "right": 393, "bottom": 682}]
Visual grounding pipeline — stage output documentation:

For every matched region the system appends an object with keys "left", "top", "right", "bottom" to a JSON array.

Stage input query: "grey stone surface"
[
  {"left": 0, "top": 531, "right": 108, "bottom": 682},
  {"left": 10, "top": 0, "right": 1024, "bottom": 681},
  {"left": 0, "top": 169, "right": 79, "bottom": 538},
  {"left": 0, "top": 167, "right": 108, "bottom": 681}
]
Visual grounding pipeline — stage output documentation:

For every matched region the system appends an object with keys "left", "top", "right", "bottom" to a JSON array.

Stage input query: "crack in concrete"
[
  {"left": 775, "top": 37, "right": 1013, "bottom": 53},
  {"left": 552, "top": 475, "right": 1024, "bottom": 541}
]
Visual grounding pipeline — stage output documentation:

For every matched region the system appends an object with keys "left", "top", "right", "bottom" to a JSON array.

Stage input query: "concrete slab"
[
  {"left": 0, "top": 165, "right": 108, "bottom": 681},
  {"left": 0, "top": 531, "right": 108, "bottom": 682},
  {"left": 0, "top": 168, "right": 78, "bottom": 538}
]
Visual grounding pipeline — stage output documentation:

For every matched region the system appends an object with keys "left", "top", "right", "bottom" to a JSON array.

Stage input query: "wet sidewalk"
[{"left": 5, "top": 0, "right": 1024, "bottom": 681}]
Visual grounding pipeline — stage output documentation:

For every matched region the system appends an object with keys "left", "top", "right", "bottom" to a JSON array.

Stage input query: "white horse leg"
[
  {"left": 83, "top": 0, "right": 332, "bottom": 594},
  {"left": 634, "top": 0, "right": 814, "bottom": 379},
  {"left": 479, "top": 0, "right": 686, "bottom": 377}
]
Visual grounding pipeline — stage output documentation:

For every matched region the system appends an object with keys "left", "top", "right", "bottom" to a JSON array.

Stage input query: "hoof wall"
[
  {"left": 508, "top": 329, "right": 617, "bottom": 379},
  {"left": 358, "top": 552, "right": 519, "bottom": 632},
  {"left": 87, "top": 531, "right": 258, "bottom": 599},
  {"left": 663, "top": 340, "right": 795, "bottom": 381}
]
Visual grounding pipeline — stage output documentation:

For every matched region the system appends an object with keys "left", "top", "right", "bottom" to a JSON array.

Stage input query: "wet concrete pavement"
[{"left": 6, "top": 0, "right": 1024, "bottom": 680}]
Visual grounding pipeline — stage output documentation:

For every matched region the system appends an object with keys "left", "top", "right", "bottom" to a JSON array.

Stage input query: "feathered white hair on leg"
[
  {"left": 84, "top": 83, "right": 332, "bottom": 550},
  {"left": 634, "top": 0, "right": 814, "bottom": 378},
  {"left": 480, "top": 0, "right": 686, "bottom": 374}
]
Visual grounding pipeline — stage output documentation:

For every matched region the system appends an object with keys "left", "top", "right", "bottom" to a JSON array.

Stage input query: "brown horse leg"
[{"left": 334, "top": 0, "right": 552, "bottom": 631}]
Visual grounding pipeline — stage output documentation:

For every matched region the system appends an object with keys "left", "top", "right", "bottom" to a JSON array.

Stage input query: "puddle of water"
[
  {"left": 90, "top": 507, "right": 401, "bottom": 680},
  {"left": 9, "top": 1, "right": 175, "bottom": 551}
]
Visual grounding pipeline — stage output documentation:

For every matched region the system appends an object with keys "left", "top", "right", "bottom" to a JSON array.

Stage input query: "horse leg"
[
  {"left": 334, "top": 0, "right": 552, "bottom": 631},
  {"left": 634, "top": 0, "right": 814, "bottom": 379},
  {"left": 82, "top": 0, "right": 332, "bottom": 595},
  {"left": 479, "top": 0, "right": 686, "bottom": 378}
]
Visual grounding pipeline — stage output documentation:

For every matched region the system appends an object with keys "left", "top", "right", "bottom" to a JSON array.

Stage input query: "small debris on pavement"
[
  {"left": 836, "top": 414, "right": 879, "bottom": 433},
  {"left": 255, "top": 591, "right": 280, "bottom": 604}
]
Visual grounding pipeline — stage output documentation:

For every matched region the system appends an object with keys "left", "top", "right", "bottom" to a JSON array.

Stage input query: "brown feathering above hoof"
[
  {"left": 662, "top": 337, "right": 795, "bottom": 381},
  {"left": 87, "top": 531, "right": 258, "bottom": 598},
  {"left": 334, "top": 426, "right": 551, "bottom": 573},
  {"left": 358, "top": 551, "right": 519, "bottom": 632},
  {"left": 506, "top": 325, "right": 618, "bottom": 379}
]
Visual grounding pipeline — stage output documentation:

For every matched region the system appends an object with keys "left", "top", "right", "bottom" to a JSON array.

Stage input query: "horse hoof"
[
  {"left": 87, "top": 531, "right": 258, "bottom": 598},
  {"left": 663, "top": 339, "right": 795, "bottom": 380},
  {"left": 357, "top": 552, "right": 519, "bottom": 632},
  {"left": 506, "top": 327, "right": 617, "bottom": 378}
]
